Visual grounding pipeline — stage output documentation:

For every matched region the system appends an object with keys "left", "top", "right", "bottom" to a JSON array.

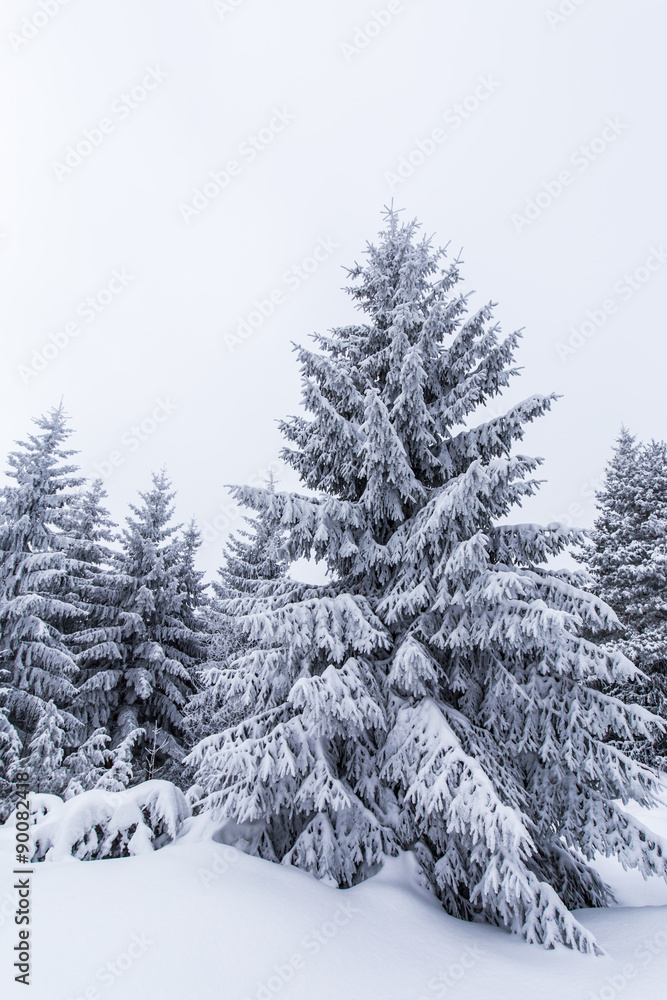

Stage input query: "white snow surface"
[{"left": 2, "top": 791, "right": 667, "bottom": 999}]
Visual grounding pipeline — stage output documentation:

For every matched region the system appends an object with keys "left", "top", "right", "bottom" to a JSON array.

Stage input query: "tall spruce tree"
[
  {"left": 216, "top": 472, "right": 288, "bottom": 601},
  {"left": 177, "top": 518, "right": 208, "bottom": 632},
  {"left": 577, "top": 429, "right": 667, "bottom": 765},
  {"left": 0, "top": 406, "right": 84, "bottom": 763},
  {"left": 62, "top": 479, "right": 139, "bottom": 739},
  {"left": 184, "top": 477, "right": 288, "bottom": 750},
  {"left": 114, "top": 470, "right": 202, "bottom": 779},
  {"left": 190, "top": 211, "right": 667, "bottom": 952},
  {"left": 26, "top": 699, "right": 67, "bottom": 794},
  {"left": 0, "top": 706, "right": 21, "bottom": 816}
]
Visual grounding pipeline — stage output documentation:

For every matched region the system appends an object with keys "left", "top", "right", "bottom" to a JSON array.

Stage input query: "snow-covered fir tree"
[
  {"left": 172, "top": 518, "right": 209, "bottom": 751},
  {"left": 95, "top": 727, "right": 144, "bottom": 792},
  {"left": 577, "top": 428, "right": 667, "bottom": 765},
  {"left": 59, "top": 723, "right": 145, "bottom": 797},
  {"left": 0, "top": 407, "right": 84, "bottom": 764},
  {"left": 177, "top": 517, "right": 208, "bottom": 631},
  {"left": 216, "top": 471, "right": 288, "bottom": 601},
  {"left": 0, "top": 705, "right": 21, "bottom": 817},
  {"left": 61, "top": 479, "right": 139, "bottom": 741},
  {"left": 114, "top": 470, "right": 203, "bottom": 780},
  {"left": 190, "top": 210, "right": 667, "bottom": 952},
  {"left": 26, "top": 700, "right": 67, "bottom": 794},
  {"left": 61, "top": 728, "right": 112, "bottom": 798},
  {"left": 184, "top": 476, "right": 288, "bottom": 753}
]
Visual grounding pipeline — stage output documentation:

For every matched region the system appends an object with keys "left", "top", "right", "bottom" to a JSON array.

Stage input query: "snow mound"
[{"left": 26, "top": 780, "right": 190, "bottom": 862}]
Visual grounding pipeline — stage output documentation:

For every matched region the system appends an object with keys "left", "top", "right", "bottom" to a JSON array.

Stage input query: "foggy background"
[{"left": 0, "top": 0, "right": 664, "bottom": 577}]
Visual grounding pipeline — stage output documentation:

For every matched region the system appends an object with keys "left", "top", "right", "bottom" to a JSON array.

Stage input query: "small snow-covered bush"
[{"left": 27, "top": 779, "right": 190, "bottom": 862}]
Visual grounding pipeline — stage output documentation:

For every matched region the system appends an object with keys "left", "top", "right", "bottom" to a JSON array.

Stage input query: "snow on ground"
[{"left": 2, "top": 793, "right": 667, "bottom": 1000}]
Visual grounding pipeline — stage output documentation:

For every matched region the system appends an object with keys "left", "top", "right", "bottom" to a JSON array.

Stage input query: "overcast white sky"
[{"left": 0, "top": 0, "right": 665, "bottom": 575}]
